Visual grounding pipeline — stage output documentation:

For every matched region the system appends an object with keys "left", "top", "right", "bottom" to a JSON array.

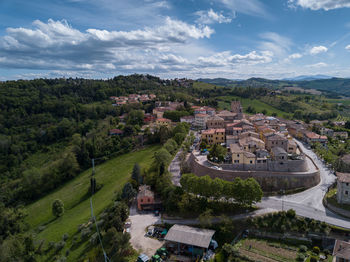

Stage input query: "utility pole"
[{"left": 90, "top": 158, "right": 96, "bottom": 195}]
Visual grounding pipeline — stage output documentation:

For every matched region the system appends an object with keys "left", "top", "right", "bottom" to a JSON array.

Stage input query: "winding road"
[
  {"left": 258, "top": 140, "right": 350, "bottom": 229},
  {"left": 169, "top": 139, "right": 350, "bottom": 229}
]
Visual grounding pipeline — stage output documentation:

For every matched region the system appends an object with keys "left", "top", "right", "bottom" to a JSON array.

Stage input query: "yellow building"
[
  {"left": 230, "top": 144, "right": 256, "bottom": 165},
  {"left": 201, "top": 128, "right": 225, "bottom": 145}
]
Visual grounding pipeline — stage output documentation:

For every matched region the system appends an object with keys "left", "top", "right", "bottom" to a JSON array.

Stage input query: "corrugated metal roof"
[{"left": 164, "top": 224, "right": 215, "bottom": 248}]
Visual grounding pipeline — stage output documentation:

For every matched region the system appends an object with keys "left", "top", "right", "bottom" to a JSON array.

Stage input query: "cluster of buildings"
[
  {"left": 110, "top": 93, "right": 156, "bottom": 106},
  {"left": 153, "top": 101, "right": 184, "bottom": 118},
  {"left": 190, "top": 102, "right": 304, "bottom": 172}
]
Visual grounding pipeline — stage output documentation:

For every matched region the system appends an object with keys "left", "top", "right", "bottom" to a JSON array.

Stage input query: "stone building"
[
  {"left": 337, "top": 172, "right": 350, "bottom": 205},
  {"left": 231, "top": 101, "right": 243, "bottom": 119},
  {"left": 206, "top": 115, "right": 225, "bottom": 129},
  {"left": 266, "top": 134, "right": 288, "bottom": 151}
]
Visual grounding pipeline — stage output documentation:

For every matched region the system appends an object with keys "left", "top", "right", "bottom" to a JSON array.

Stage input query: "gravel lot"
[{"left": 129, "top": 203, "right": 163, "bottom": 257}]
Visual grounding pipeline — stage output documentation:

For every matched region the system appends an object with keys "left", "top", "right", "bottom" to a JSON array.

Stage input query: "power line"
[{"left": 89, "top": 158, "right": 111, "bottom": 262}]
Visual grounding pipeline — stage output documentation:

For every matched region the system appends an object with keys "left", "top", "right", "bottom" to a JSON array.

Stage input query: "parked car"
[{"left": 137, "top": 254, "right": 150, "bottom": 262}]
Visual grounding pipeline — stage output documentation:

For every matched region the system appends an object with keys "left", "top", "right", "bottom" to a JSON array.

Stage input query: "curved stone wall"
[{"left": 188, "top": 153, "right": 320, "bottom": 192}]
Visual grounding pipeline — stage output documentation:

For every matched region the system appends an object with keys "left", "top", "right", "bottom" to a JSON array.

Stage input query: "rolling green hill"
[
  {"left": 26, "top": 145, "right": 160, "bottom": 261},
  {"left": 198, "top": 77, "right": 350, "bottom": 97}
]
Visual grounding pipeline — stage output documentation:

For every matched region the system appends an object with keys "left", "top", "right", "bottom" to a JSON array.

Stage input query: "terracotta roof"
[
  {"left": 337, "top": 172, "right": 350, "bottom": 183},
  {"left": 109, "top": 129, "right": 124, "bottom": 135},
  {"left": 202, "top": 129, "right": 215, "bottom": 135},
  {"left": 157, "top": 118, "right": 171, "bottom": 122},
  {"left": 195, "top": 113, "right": 208, "bottom": 117}
]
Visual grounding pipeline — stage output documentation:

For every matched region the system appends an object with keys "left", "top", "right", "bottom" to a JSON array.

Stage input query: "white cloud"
[
  {"left": 288, "top": 53, "right": 302, "bottom": 59},
  {"left": 310, "top": 45, "right": 328, "bottom": 55},
  {"left": 195, "top": 9, "right": 232, "bottom": 24},
  {"left": 198, "top": 50, "right": 273, "bottom": 66},
  {"left": 306, "top": 62, "right": 328, "bottom": 68},
  {"left": 216, "top": 0, "right": 269, "bottom": 18},
  {"left": 288, "top": 0, "right": 350, "bottom": 11},
  {"left": 346, "top": 44, "right": 350, "bottom": 50},
  {"left": 0, "top": 18, "right": 214, "bottom": 72},
  {"left": 259, "top": 32, "right": 292, "bottom": 57}
]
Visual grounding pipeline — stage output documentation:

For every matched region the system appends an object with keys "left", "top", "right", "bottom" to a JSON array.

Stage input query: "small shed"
[{"left": 164, "top": 224, "right": 215, "bottom": 257}]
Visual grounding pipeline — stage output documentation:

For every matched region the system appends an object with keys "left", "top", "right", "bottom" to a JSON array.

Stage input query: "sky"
[{"left": 1, "top": 0, "right": 350, "bottom": 80}]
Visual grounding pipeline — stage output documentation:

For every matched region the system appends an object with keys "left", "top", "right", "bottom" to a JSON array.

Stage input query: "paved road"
[
  {"left": 259, "top": 140, "right": 350, "bottom": 229},
  {"left": 168, "top": 137, "right": 350, "bottom": 228},
  {"left": 168, "top": 149, "right": 182, "bottom": 186}
]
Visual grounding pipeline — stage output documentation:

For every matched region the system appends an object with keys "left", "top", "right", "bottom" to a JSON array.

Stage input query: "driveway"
[{"left": 129, "top": 203, "right": 163, "bottom": 257}]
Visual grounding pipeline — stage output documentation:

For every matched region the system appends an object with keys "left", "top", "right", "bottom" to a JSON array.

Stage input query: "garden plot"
[{"left": 237, "top": 238, "right": 298, "bottom": 262}]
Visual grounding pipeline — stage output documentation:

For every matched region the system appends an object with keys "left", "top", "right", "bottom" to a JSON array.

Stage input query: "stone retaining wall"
[{"left": 188, "top": 153, "right": 320, "bottom": 192}]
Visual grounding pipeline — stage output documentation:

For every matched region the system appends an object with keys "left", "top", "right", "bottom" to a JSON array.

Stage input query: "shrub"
[
  {"left": 299, "top": 245, "right": 308, "bottom": 253},
  {"left": 48, "top": 241, "right": 55, "bottom": 250},
  {"left": 286, "top": 209, "right": 296, "bottom": 218},
  {"left": 310, "top": 256, "right": 318, "bottom": 262},
  {"left": 296, "top": 253, "right": 306, "bottom": 261},
  {"left": 55, "top": 241, "right": 65, "bottom": 252},
  {"left": 313, "top": 246, "right": 320, "bottom": 254},
  {"left": 52, "top": 199, "right": 64, "bottom": 217},
  {"left": 62, "top": 233, "right": 69, "bottom": 241},
  {"left": 81, "top": 228, "right": 91, "bottom": 240},
  {"left": 90, "top": 232, "right": 99, "bottom": 245}
]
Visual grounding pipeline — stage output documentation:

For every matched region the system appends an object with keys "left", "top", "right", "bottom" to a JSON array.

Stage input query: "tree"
[
  {"left": 131, "top": 163, "right": 142, "bottom": 184},
  {"left": 52, "top": 199, "right": 64, "bottom": 217},
  {"left": 126, "top": 110, "right": 144, "bottom": 126},
  {"left": 121, "top": 183, "right": 137, "bottom": 201},
  {"left": 153, "top": 149, "right": 172, "bottom": 169},
  {"left": 199, "top": 209, "right": 213, "bottom": 228},
  {"left": 164, "top": 139, "right": 178, "bottom": 155},
  {"left": 208, "top": 144, "right": 227, "bottom": 162}
]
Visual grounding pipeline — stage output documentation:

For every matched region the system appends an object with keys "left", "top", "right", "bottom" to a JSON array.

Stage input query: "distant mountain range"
[
  {"left": 282, "top": 75, "right": 333, "bottom": 81},
  {"left": 197, "top": 77, "right": 350, "bottom": 97}
]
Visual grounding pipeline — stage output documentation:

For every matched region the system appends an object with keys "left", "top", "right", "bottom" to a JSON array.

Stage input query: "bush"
[
  {"left": 62, "top": 233, "right": 69, "bottom": 241},
  {"left": 313, "top": 246, "right": 320, "bottom": 254},
  {"left": 81, "top": 228, "right": 91, "bottom": 240},
  {"left": 299, "top": 245, "right": 308, "bottom": 253},
  {"left": 214, "top": 250, "right": 225, "bottom": 262},
  {"left": 55, "top": 241, "right": 65, "bottom": 252},
  {"left": 286, "top": 209, "right": 296, "bottom": 218},
  {"left": 310, "top": 256, "right": 318, "bottom": 262},
  {"left": 48, "top": 241, "right": 55, "bottom": 250},
  {"left": 296, "top": 253, "right": 306, "bottom": 261},
  {"left": 52, "top": 199, "right": 64, "bottom": 217}
]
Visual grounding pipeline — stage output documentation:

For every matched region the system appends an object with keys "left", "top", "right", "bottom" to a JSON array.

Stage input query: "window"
[
  {"left": 234, "top": 160, "right": 239, "bottom": 163},
  {"left": 141, "top": 199, "right": 143, "bottom": 202},
  {"left": 347, "top": 183, "right": 349, "bottom": 186},
  {"left": 346, "top": 191, "right": 349, "bottom": 195},
  {"left": 250, "top": 160, "right": 253, "bottom": 164},
  {"left": 237, "top": 154, "right": 240, "bottom": 157},
  {"left": 148, "top": 198, "right": 151, "bottom": 202},
  {"left": 281, "top": 156, "right": 284, "bottom": 159}
]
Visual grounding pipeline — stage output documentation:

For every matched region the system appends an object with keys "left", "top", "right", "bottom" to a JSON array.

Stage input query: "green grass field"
[
  {"left": 217, "top": 95, "right": 292, "bottom": 118},
  {"left": 25, "top": 145, "right": 160, "bottom": 261}
]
